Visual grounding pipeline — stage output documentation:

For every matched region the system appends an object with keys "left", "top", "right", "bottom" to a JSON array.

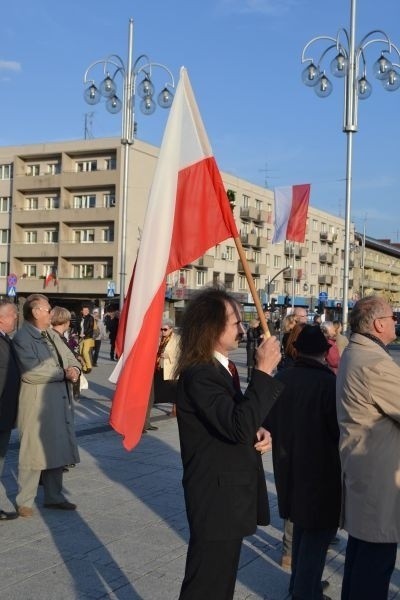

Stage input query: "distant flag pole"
[{"left": 272, "top": 184, "right": 311, "bottom": 244}]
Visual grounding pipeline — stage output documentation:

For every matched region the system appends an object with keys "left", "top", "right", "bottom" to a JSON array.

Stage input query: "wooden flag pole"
[{"left": 233, "top": 236, "right": 271, "bottom": 339}]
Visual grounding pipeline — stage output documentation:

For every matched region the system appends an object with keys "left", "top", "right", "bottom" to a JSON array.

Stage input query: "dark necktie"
[{"left": 228, "top": 360, "right": 241, "bottom": 393}]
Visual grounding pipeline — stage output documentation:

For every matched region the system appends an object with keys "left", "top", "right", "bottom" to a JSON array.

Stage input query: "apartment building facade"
[{"left": 0, "top": 135, "right": 374, "bottom": 318}]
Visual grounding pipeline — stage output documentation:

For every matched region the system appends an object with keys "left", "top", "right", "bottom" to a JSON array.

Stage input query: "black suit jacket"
[
  {"left": 0, "top": 334, "right": 20, "bottom": 431},
  {"left": 177, "top": 361, "right": 283, "bottom": 541}
]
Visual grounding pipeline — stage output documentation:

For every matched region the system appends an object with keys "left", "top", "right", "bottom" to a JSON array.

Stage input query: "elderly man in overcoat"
[
  {"left": 337, "top": 295, "right": 400, "bottom": 599},
  {"left": 13, "top": 294, "right": 81, "bottom": 517}
]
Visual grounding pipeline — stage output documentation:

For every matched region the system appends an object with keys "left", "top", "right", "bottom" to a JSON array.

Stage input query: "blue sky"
[{"left": 1, "top": 0, "right": 400, "bottom": 240}]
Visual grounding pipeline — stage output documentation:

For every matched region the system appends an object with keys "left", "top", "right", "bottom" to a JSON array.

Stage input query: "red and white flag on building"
[
  {"left": 109, "top": 67, "right": 239, "bottom": 451},
  {"left": 272, "top": 184, "right": 310, "bottom": 244}
]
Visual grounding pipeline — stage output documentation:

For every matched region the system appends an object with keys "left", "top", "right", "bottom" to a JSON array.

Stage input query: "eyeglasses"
[
  {"left": 35, "top": 306, "right": 52, "bottom": 314},
  {"left": 378, "top": 314, "right": 397, "bottom": 321},
  {"left": 160, "top": 327, "right": 170, "bottom": 332}
]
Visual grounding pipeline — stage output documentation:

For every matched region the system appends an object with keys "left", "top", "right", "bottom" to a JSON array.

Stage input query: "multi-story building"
[
  {"left": 0, "top": 136, "right": 361, "bottom": 319},
  {"left": 352, "top": 234, "right": 400, "bottom": 309}
]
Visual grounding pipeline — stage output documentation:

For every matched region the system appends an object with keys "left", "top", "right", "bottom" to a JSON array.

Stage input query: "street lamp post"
[
  {"left": 265, "top": 265, "right": 293, "bottom": 305},
  {"left": 83, "top": 18, "right": 175, "bottom": 310},
  {"left": 301, "top": 0, "right": 400, "bottom": 332}
]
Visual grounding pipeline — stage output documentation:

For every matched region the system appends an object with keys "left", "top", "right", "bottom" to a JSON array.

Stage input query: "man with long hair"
[{"left": 175, "top": 288, "right": 283, "bottom": 600}]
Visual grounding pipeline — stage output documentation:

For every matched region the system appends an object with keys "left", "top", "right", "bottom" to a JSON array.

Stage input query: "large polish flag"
[
  {"left": 109, "top": 67, "right": 239, "bottom": 451},
  {"left": 272, "top": 184, "right": 310, "bottom": 244}
]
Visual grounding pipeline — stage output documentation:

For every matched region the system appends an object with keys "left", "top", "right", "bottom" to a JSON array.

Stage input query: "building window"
[
  {"left": 44, "top": 230, "right": 58, "bottom": 243},
  {"left": 0, "top": 262, "right": 8, "bottom": 276},
  {"left": 196, "top": 270, "right": 206, "bottom": 287},
  {"left": 321, "top": 222, "right": 327, "bottom": 232},
  {"left": 273, "top": 255, "right": 281, "bottom": 268},
  {"left": 47, "top": 162, "right": 60, "bottom": 175},
  {"left": 26, "top": 164, "right": 40, "bottom": 176},
  {"left": 312, "top": 219, "right": 318, "bottom": 231},
  {"left": 312, "top": 241, "right": 318, "bottom": 254},
  {"left": 76, "top": 160, "right": 97, "bottom": 172},
  {"left": 100, "top": 263, "right": 113, "bottom": 278},
  {"left": 103, "top": 194, "right": 116, "bottom": 208},
  {"left": 311, "top": 263, "right": 317, "bottom": 275},
  {"left": 73, "top": 229, "right": 95, "bottom": 243},
  {"left": 24, "top": 264, "right": 37, "bottom": 277},
  {"left": 25, "top": 197, "right": 39, "bottom": 210},
  {"left": 0, "top": 197, "right": 11, "bottom": 212},
  {"left": 105, "top": 157, "right": 116, "bottom": 170},
  {"left": 224, "top": 273, "right": 234, "bottom": 290},
  {"left": 73, "top": 195, "right": 96, "bottom": 209},
  {"left": 226, "top": 246, "right": 234, "bottom": 261},
  {"left": 265, "top": 253, "right": 270, "bottom": 267},
  {"left": 102, "top": 227, "right": 114, "bottom": 242},
  {"left": 255, "top": 199, "right": 262, "bottom": 211},
  {"left": 45, "top": 196, "right": 60, "bottom": 210},
  {"left": 0, "top": 229, "right": 10, "bottom": 244},
  {"left": 73, "top": 264, "right": 94, "bottom": 278},
  {"left": 25, "top": 231, "right": 37, "bottom": 244},
  {"left": 238, "top": 275, "right": 247, "bottom": 290},
  {"left": 0, "top": 164, "right": 12, "bottom": 180},
  {"left": 242, "top": 194, "right": 249, "bottom": 208}
]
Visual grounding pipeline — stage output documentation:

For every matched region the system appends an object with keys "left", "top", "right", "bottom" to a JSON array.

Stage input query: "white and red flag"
[
  {"left": 109, "top": 67, "right": 239, "bottom": 450},
  {"left": 272, "top": 184, "right": 310, "bottom": 244}
]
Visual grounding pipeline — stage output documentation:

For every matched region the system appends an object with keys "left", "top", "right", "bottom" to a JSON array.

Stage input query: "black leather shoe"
[
  {"left": 0, "top": 509, "right": 18, "bottom": 520},
  {"left": 44, "top": 501, "right": 77, "bottom": 511},
  {"left": 146, "top": 425, "right": 158, "bottom": 431}
]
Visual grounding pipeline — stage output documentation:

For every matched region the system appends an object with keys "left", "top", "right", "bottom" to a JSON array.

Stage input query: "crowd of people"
[{"left": 0, "top": 290, "right": 399, "bottom": 600}]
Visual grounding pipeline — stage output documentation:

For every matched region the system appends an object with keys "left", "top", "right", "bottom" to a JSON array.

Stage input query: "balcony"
[
  {"left": 240, "top": 206, "right": 258, "bottom": 221},
  {"left": 238, "top": 259, "right": 256, "bottom": 273},
  {"left": 12, "top": 242, "right": 59, "bottom": 259},
  {"left": 318, "top": 275, "right": 333, "bottom": 285},
  {"left": 15, "top": 276, "right": 113, "bottom": 295},
  {"left": 253, "top": 209, "right": 268, "bottom": 223},
  {"left": 256, "top": 236, "right": 268, "bottom": 248},
  {"left": 283, "top": 268, "right": 302, "bottom": 281},
  {"left": 240, "top": 233, "right": 257, "bottom": 246},
  {"left": 254, "top": 263, "right": 267, "bottom": 276},
  {"left": 13, "top": 208, "right": 61, "bottom": 226},
  {"left": 59, "top": 241, "right": 115, "bottom": 258},
  {"left": 192, "top": 254, "right": 214, "bottom": 268}
]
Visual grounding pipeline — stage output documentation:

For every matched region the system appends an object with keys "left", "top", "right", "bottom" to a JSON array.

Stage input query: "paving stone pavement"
[{"left": 0, "top": 341, "right": 399, "bottom": 599}]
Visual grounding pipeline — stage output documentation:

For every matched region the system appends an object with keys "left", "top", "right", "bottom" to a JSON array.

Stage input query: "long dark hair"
[{"left": 175, "top": 287, "right": 239, "bottom": 376}]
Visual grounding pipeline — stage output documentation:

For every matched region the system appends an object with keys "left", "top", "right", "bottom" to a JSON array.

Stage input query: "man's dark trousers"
[
  {"left": 341, "top": 534, "right": 397, "bottom": 600},
  {"left": 179, "top": 537, "right": 242, "bottom": 600}
]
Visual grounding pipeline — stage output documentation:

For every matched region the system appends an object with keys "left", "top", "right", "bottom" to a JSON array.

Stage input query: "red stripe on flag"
[
  {"left": 109, "top": 282, "right": 165, "bottom": 450},
  {"left": 286, "top": 184, "right": 310, "bottom": 243},
  {"left": 168, "top": 157, "right": 238, "bottom": 272}
]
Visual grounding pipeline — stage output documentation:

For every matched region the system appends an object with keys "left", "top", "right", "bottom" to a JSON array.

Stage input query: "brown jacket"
[{"left": 336, "top": 333, "right": 400, "bottom": 542}]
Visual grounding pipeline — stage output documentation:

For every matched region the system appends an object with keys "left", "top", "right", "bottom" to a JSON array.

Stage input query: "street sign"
[
  {"left": 7, "top": 286, "right": 16, "bottom": 297},
  {"left": 319, "top": 292, "right": 328, "bottom": 301},
  {"left": 7, "top": 273, "right": 17, "bottom": 287},
  {"left": 107, "top": 280, "right": 115, "bottom": 297}
]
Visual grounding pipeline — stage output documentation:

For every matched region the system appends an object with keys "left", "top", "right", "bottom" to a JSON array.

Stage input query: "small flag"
[{"left": 272, "top": 184, "right": 310, "bottom": 244}]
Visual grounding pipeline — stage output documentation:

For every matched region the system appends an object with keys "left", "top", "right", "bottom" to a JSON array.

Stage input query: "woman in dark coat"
[{"left": 265, "top": 325, "right": 341, "bottom": 600}]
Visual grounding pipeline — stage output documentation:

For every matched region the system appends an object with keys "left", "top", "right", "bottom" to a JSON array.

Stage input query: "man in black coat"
[
  {"left": 0, "top": 300, "right": 20, "bottom": 520},
  {"left": 265, "top": 324, "right": 341, "bottom": 600},
  {"left": 175, "top": 288, "right": 283, "bottom": 600}
]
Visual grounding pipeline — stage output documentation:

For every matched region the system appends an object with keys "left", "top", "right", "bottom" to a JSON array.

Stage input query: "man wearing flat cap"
[{"left": 265, "top": 324, "right": 341, "bottom": 600}]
